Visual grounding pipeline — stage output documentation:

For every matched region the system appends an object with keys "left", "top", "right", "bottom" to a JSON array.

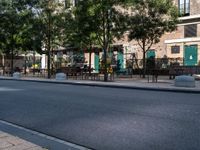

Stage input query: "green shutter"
[{"left": 117, "top": 51, "right": 124, "bottom": 70}]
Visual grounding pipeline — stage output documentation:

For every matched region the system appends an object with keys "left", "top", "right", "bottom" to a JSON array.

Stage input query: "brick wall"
[
  {"left": 132, "top": 0, "right": 200, "bottom": 60},
  {"left": 190, "top": 0, "right": 200, "bottom": 15},
  {"left": 114, "top": 0, "right": 200, "bottom": 66},
  {"left": 198, "top": 24, "right": 200, "bottom": 36}
]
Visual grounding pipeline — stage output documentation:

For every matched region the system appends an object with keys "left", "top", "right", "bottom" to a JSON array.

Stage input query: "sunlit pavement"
[
  {"left": 0, "top": 130, "right": 46, "bottom": 150},
  {"left": 0, "top": 75, "right": 199, "bottom": 93},
  {"left": 0, "top": 77, "right": 200, "bottom": 150}
]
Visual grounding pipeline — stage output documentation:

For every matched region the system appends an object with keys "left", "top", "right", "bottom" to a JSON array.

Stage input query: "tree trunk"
[
  {"left": 33, "top": 51, "right": 35, "bottom": 75},
  {"left": 47, "top": 49, "right": 51, "bottom": 79},
  {"left": 47, "top": 6, "right": 51, "bottom": 79},
  {"left": 89, "top": 44, "right": 92, "bottom": 76},
  {"left": 10, "top": 25, "right": 14, "bottom": 76},
  {"left": 142, "top": 51, "right": 146, "bottom": 78},
  {"left": 142, "top": 41, "right": 146, "bottom": 78},
  {"left": 102, "top": 9, "right": 108, "bottom": 82},
  {"left": 103, "top": 47, "right": 108, "bottom": 82}
]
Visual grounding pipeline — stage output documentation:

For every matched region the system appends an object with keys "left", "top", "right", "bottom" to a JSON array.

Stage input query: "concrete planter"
[
  {"left": 193, "top": 74, "right": 200, "bottom": 80},
  {"left": 174, "top": 75, "right": 195, "bottom": 87},
  {"left": 55, "top": 73, "right": 67, "bottom": 80},
  {"left": 13, "top": 72, "right": 21, "bottom": 79}
]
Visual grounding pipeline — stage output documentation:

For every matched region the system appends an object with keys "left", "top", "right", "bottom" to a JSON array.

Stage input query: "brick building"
[
  {"left": 133, "top": 0, "right": 200, "bottom": 67},
  {"left": 164, "top": 0, "right": 200, "bottom": 66},
  {"left": 46, "top": 0, "right": 200, "bottom": 71},
  {"left": 89, "top": 0, "right": 200, "bottom": 70}
]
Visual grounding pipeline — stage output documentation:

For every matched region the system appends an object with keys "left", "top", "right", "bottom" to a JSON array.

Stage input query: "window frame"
[
  {"left": 178, "top": 0, "right": 190, "bottom": 16},
  {"left": 184, "top": 24, "right": 197, "bottom": 38},
  {"left": 171, "top": 46, "right": 180, "bottom": 54}
]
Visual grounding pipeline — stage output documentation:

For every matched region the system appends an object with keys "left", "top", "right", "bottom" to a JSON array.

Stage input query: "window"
[
  {"left": 184, "top": 24, "right": 197, "bottom": 38},
  {"left": 171, "top": 46, "right": 180, "bottom": 54},
  {"left": 179, "top": 0, "right": 190, "bottom": 16}
]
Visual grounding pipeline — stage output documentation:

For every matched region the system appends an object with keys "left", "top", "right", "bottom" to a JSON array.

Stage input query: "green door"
[
  {"left": 95, "top": 53, "right": 99, "bottom": 72},
  {"left": 147, "top": 50, "right": 156, "bottom": 58},
  {"left": 184, "top": 45, "right": 198, "bottom": 66},
  {"left": 117, "top": 51, "right": 124, "bottom": 70}
]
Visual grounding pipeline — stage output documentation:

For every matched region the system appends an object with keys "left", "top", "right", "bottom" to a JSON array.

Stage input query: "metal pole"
[
  {"left": 89, "top": 44, "right": 92, "bottom": 76},
  {"left": 2, "top": 54, "right": 5, "bottom": 75},
  {"left": 33, "top": 51, "right": 36, "bottom": 75},
  {"left": 24, "top": 53, "right": 27, "bottom": 75}
]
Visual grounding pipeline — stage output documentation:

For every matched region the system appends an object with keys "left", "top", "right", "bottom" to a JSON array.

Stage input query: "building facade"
[
  {"left": 3, "top": 0, "right": 199, "bottom": 74},
  {"left": 85, "top": 0, "right": 200, "bottom": 71},
  {"left": 130, "top": 0, "right": 200, "bottom": 67},
  {"left": 164, "top": 0, "right": 200, "bottom": 66}
]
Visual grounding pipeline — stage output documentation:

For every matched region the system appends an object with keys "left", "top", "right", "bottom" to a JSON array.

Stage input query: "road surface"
[{"left": 0, "top": 80, "right": 200, "bottom": 150}]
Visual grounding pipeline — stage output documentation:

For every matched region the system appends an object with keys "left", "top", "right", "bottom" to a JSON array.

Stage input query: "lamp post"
[{"left": 1, "top": 53, "right": 5, "bottom": 75}]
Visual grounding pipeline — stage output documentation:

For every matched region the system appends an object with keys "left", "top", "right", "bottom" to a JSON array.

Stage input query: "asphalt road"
[{"left": 0, "top": 80, "right": 200, "bottom": 150}]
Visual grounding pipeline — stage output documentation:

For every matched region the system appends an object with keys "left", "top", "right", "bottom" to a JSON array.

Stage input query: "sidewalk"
[
  {"left": 0, "top": 131, "right": 46, "bottom": 150},
  {"left": 0, "top": 119, "right": 88, "bottom": 150},
  {"left": 0, "top": 75, "right": 200, "bottom": 93}
]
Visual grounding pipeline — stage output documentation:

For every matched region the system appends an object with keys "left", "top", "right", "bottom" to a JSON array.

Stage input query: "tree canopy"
[
  {"left": 72, "top": 0, "right": 129, "bottom": 81},
  {"left": 0, "top": 0, "right": 178, "bottom": 79}
]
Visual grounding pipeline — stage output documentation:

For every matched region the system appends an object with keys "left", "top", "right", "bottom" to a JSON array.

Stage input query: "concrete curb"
[
  {"left": 0, "top": 77, "right": 200, "bottom": 94},
  {"left": 0, "top": 120, "right": 90, "bottom": 150}
]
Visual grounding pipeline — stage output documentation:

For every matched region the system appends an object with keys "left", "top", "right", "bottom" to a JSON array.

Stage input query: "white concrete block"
[
  {"left": 55, "top": 73, "right": 66, "bottom": 80},
  {"left": 13, "top": 72, "right": 21, "bottom": 79},
  {"left": 193, "top": 74, "right": 200, "bottom": 80},
  {"left": 175, "top": 75, "right": 195, "bottom": 87}
]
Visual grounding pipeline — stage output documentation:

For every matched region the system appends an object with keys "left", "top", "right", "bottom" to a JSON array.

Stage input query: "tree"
[
  {"left": 71, "top": 0, "right": 99, "bottom": 75},
  {"left": 96, "top": 0, "right": 130, "bottom": 81},
  {"left": 0, "top": 0, "right": 35, "bottom": 75},
  {"left": 0, "top": 0, "right": 71, "bottom": 77},
  {"left": 73, "top": 0, "right": 128, "bottom": 81},
  {"left": 32, "top": 0, "right": 72, "bottom": 78},
  {"left": 128, "top": 0, "right": 178, "bottom": 78}
]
